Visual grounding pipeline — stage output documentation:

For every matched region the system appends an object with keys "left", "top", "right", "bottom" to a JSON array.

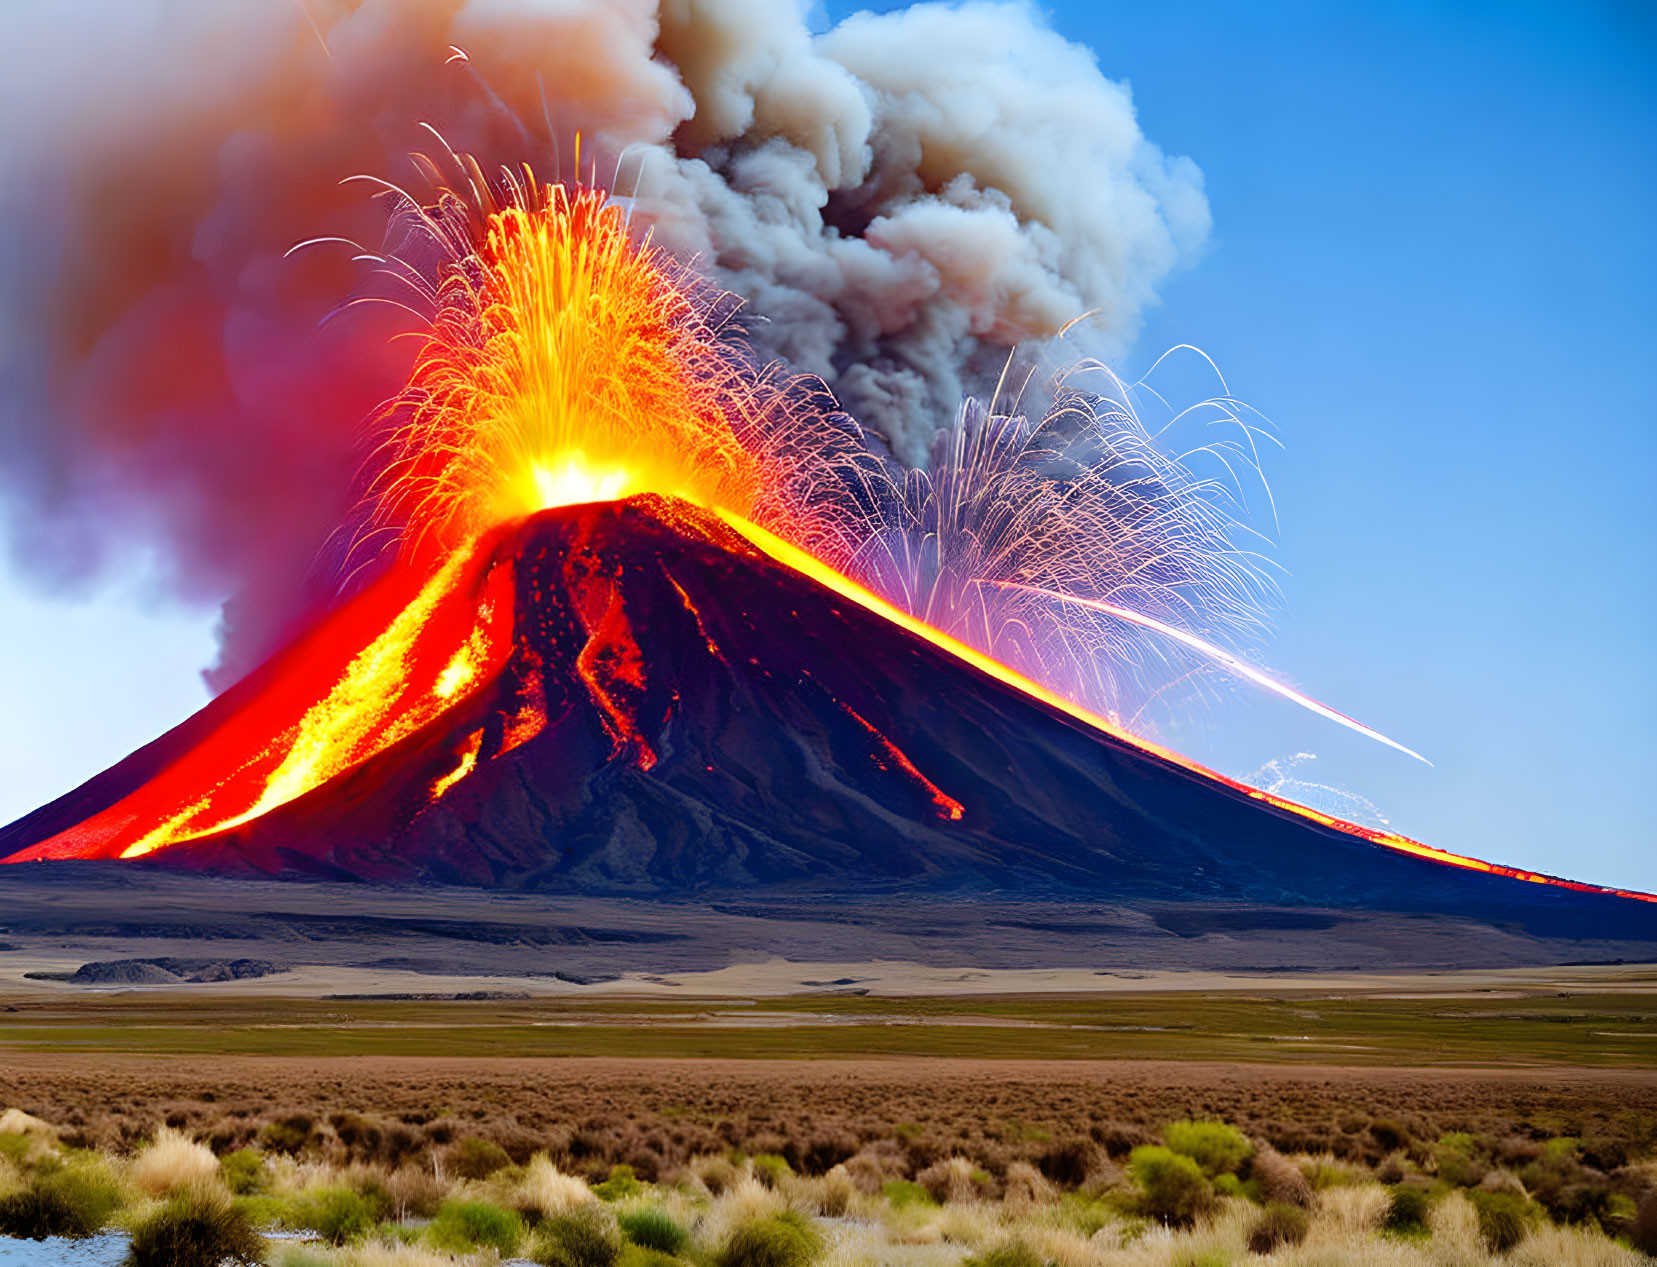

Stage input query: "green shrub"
[
  {"left": 1246, "top": 1202, "right": 1309, "bottom": 1254},
  {"left": 1382, "top": 1184, "right": 1432, "bottom": 1237},
  {"left": 266, "top": 1248, "right": 334, "bottom": 1267},
  {"left": 619, "top": 1248, "right": 681, "bottom": 1267},
  {"left": 962, "top": 1242, "right": 1046, "bottom": 1267},
  {"left": 219, "top": 1149, "right": 265, "bottom": 1196},
  {"left": 449, "top": 1136, "right": 512, "bottom": 1180},
  {"left": 1434, "top": 1133, "right": 1487, "bottom": 1188},
  {"left": 881, "top": 1179, "right": 937, "bottom": 1209},
  {"left": 1468, "top": 1190, "right": 1532, "bottom": 1254},
  {"left": 124, "top": 1188, "right": 263, "bottom": 1267},
  {"left": 592, "top": 1163, "right": 644, "bottom": 1202},
  {"left": 259, "top": 1115, "right": 314, "bottom": 1156},
  {"left": 1519, "top": 1144, "right": 1614, "bottom": 1226},
  {"left": 295, "top": 1185, "right": 376, "bottom": 1244},
  {"left": 719, "top": 1210, "right": 823, "bottom": 1267},
  {"left": 1296, "top": 1156, "right": 1360, "bottom": 1190},
  {"left": 751, "top": 1154, "right": 793, "bottom": 1190},
  {"left": 1601, "top": 1192, "right": 1638, "bottom": 1242},
  {"left": 1172, "top": 1254, "right": 1230, "bottom": 1267},
  {"left": 1129, "top": 1145, "right": 1216, "bottom": 1227},
  {"left": 426, "top": 1199, "right": 525, "bottom": 1255},
  {"left": 1056, "top": 1193, "right": 1115, "bottom": 1237},
  {"left": 1163, "top": 1121, "right": 1253, "bottom": 1177},
  {"left": 1546, "top": 1179, "right": 1612, "bottom": 1227},
  {"left": 0, "top": 1163, "right": 122, "bottom": 1239},
  {"left": 619, "top": 1206, "right": 689, "bottom": 1255},
  {"left": 1212, "top": 1173, "right": 1260, "bottom": 1202},
  {"left": 533, "top": 1202, "right": 623, "bottom": 1267}
]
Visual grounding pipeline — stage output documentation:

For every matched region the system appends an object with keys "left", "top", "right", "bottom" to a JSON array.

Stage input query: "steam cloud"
[{"left": 0, "top": 0, "right": 1207, "bottom": 687}]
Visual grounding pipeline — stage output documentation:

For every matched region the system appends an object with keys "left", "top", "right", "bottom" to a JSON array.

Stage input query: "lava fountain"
[{"left": 359, "top": 173, "right": 768, "bottom": 557}]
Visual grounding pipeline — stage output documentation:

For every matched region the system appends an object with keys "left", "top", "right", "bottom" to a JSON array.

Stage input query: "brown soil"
[{"left": 5, "top": 1053, "right": 1653, "bottom": 1178}]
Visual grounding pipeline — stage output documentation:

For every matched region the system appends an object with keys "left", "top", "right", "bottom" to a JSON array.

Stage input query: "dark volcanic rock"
[
  {"left": 50, "top": 957, "right": 287, "bottom": 985},
  {"left": 70, "top": 960, "right": 185, "bottom": 984},
  {"left": 2, "top": 498, "right": 1652, "bottom": 948}
]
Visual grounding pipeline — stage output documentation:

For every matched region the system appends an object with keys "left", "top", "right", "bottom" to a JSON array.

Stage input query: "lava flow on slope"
[{"left": 2, "top": 494, "right": 1652, "bottom": 944}]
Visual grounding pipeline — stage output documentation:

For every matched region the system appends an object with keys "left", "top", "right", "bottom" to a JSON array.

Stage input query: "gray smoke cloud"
[{"left": 0, "top": 0, "right": 1206, "bottom": 686}]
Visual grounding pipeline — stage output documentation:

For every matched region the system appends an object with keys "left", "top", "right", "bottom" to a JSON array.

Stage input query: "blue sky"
[
  {"left": 3, "top": 1, "right": 1653, "bottom": 891},
  {"left": 1028, "top": 0, "right": 1657, "bottom": 890}
]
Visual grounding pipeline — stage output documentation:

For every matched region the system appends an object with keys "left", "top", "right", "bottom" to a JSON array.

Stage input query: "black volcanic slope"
[{"left": 2, "top": 497, "right": 1652, "bottom": 944}]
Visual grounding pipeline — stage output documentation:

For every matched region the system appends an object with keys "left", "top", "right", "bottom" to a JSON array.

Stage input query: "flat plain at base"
[{"left": 1, "top": 984, "right": 1655, "bottom": 1066}]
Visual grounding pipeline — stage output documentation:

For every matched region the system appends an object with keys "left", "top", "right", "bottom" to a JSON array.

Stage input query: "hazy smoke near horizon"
[{"left": 0, "top": 0, "right": 1207, "bottom": 687}]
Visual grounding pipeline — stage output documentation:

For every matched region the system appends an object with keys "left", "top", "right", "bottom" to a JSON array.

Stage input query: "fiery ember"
[{"left": 364, "top": 178, "right": 766, "bottom": 559}]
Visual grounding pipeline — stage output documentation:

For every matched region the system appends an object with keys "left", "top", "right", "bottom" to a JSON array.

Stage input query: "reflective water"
[{"left": 0, "top": 1233, "right": 128, "bottom": 1265}]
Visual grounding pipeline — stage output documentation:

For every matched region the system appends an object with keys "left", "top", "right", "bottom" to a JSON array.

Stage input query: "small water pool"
[{"left": 0, "top": 1232, "right": 128, "bottom": 1265}]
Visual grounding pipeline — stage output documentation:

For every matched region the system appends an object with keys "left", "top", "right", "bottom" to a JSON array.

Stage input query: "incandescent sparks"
[{"left": 356, "top": 173, "right": 778, "bottom": 563}]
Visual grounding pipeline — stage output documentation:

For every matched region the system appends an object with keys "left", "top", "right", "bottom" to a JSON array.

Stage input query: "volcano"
[{"left": 2, "top": 496, "right": 1652, "bottom": 942}]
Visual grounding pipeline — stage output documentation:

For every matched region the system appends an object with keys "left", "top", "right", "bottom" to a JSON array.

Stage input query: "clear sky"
[
  {"left": 2, "top": 1, "right": 1653, "bottom": 891},
  {"left": 1029, "top": 0, "right": 1657, "bottom": 892}
]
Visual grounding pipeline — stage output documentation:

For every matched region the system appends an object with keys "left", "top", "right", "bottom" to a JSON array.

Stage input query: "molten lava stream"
[
  {"left": 11, "top": 537, "right": 519, "bottom": 862},
  {"left": 713, "top": 510, "right": 1656, "bottom": 904}
]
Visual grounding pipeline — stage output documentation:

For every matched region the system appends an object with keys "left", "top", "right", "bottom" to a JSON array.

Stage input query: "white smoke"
[{"left": 0, "top": 0, "right": 1206, "bottom": 682}]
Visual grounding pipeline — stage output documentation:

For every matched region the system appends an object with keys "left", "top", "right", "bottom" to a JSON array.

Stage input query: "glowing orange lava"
[
  {"left": 840, "top": 703, "right": 964, "bottom": 821},
  {"left": 10, "top": 535, "right": 518, "bottom": 862},
  {"left": 366, "top": 181, "right": 766, "bottom": 558}
]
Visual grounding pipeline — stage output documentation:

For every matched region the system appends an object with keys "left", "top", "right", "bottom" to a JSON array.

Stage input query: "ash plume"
[{"left": 0, "top": 0, "right": 1207, "bottom": 686}]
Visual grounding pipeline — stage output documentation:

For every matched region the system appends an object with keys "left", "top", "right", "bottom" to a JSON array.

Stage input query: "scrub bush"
[
  {"left": 719, "top": 1210, "right": 823, "bottom": 1267},
  {"left": 1163, "top": 1121, "right": 1253, "bottom": 1177},
  {"left": 426, "top": 1198, "right": 525, "bottom": 1255},
  {"left": 448, "top": 1135, "right": 512, "bottom": 1180},
  {"left": 1468, "top": 1189, "right": 1531, "bottom": 1253},
  {"left": 0, "top": 1163, "right": 122, "bottom": 1239},
  {"left": 1382, "top": 1184, "right": 1432, "bottom": 1237},
  {"left": 1129, "top": 1145, "right": 1216, "bottom": 1227},
  {"left": 619, "top": 1206, "right": 689, "bottom": 1255},
  {"left": 533, "top": 1202, "right": 623, "bottom": 1267},
  {"left": 1246, "top": 1202, "right": 1310, "bottom": 1253},
  {"left": 124, "top": 1186, "right": 262, "bottom": 1267}
]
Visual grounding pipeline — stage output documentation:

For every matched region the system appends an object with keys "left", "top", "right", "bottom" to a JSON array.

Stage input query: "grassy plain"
[{"left": 1, "top": 988, "right": 1655, "bottom": 1065}]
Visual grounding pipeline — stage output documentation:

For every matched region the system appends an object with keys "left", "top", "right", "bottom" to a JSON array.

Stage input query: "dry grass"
[
  {"left": 696, "top": 1173, "right": 788, "bottom": 1251},
  {"left": 505, "top": 1152, "right": 594, "bottom": 1221},
  {"left": 1507, "top": 1223, "right": 1648, "bottom": 1266},
  {"left": 0, "top": 1109, "right": 55, "bottom": 1141},
  {"left": 1427, "top": 1191, "right": 1483, "bottom": 1264},
  {"left": 128, "top": 1125, "right": 222, "bottom": 1196},
  {"left": 1313, "top": 1182, "right": 1389, "bottom": 1240},
  {"left": 340, "top": 1242, "right": 470, "bottom": 1267}
]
